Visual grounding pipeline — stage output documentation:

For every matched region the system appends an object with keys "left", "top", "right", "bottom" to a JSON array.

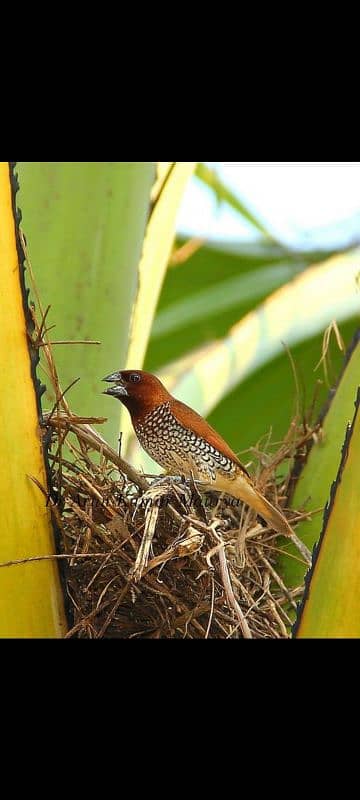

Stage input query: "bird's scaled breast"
[{"left": 134, "top": 403, "right": 238, "bottom": 482}]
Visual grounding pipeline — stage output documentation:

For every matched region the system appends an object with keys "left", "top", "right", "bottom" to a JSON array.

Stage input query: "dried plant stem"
[
  {"left": 131, "top": 505, "right": 159, "bottom": 582},
  {"left": 0, "top": 553, "right": 112, "bottom": 568},
  {"left": 260, "top": 554, "right": 298, "bottom": 611},
  {"left": 288, "top": 532, "right": 312, "bottom": 566},
  {"left": 218, "top": 546, "right": 252, "bottom": 639}
]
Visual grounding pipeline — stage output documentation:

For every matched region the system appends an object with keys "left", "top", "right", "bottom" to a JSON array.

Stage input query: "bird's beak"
[{"left": 102, "top": 372, "right": 128, "bottom": 398}]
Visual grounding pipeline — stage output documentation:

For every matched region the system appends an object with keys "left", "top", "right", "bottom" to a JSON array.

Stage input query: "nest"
[{"left": 43, "top": 411, "right": 315, "bottom": 639}]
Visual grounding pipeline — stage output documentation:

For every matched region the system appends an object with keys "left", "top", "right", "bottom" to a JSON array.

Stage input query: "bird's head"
[{"left": 103, "top": 370, "right": 170, "bottom": 417}]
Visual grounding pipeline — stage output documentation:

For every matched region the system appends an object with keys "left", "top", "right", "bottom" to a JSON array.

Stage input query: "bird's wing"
[{"left": 171, "top": 399, "right": 251, "bottom": 479}]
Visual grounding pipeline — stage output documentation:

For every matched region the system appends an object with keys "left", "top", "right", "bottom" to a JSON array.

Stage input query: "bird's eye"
[{"left": 129, "top": 374, "right": 141, "bottom": 384}]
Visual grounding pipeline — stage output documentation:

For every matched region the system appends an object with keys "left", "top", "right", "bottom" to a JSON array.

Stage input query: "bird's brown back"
[{"left": 170, "top": 398, "right": 250, "bottom": 479}]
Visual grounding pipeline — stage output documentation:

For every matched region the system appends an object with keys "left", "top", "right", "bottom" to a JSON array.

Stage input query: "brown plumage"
[{"left": 103, "top": 370, "right": 293, "bottom": 537}]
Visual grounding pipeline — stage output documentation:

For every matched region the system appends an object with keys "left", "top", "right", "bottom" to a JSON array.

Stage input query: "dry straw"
[{"left": 41, "top": 409, "right": 314, "bottom": 639}]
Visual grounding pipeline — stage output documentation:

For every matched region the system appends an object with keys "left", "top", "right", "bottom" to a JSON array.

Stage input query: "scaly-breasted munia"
[{"left": 103, "top": 370, "right": 293, "bottom": 537}]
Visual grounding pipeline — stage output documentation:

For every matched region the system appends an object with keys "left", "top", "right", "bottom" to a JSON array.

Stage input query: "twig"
[
  {"left": 0, "top": 553, "right": 115, "bottom": 569},
  {"left": 260, "top": 553, "right": 298, "bottom": 611},
  {"left": 217, "top": 545, "right": 252, "bottom": 639},
  {"left": 38, "top": 340, "right": 101, "bottom": 347},
  {"left": 288, "top": 532, "right": 312, "bottom": 566},
  {"left": 205, "top": 575, "right": 216, "bottom": 639},
  {"left": 131, "top": 504, "right": 159, "bottom": 583}
]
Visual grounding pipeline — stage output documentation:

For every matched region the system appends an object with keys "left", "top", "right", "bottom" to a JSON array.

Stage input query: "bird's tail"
[{"left": 216, "top": 474, "right": 293, "bottom": 537}]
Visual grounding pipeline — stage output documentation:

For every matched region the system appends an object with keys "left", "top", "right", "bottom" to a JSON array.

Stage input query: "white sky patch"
[{"left": 177, "top": 162, "right": 360, "bottom": 248}]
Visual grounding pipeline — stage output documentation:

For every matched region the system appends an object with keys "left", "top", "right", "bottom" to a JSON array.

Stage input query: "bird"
[{"left": 103, "top": 369, "right": 293, "bottom": 537}]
